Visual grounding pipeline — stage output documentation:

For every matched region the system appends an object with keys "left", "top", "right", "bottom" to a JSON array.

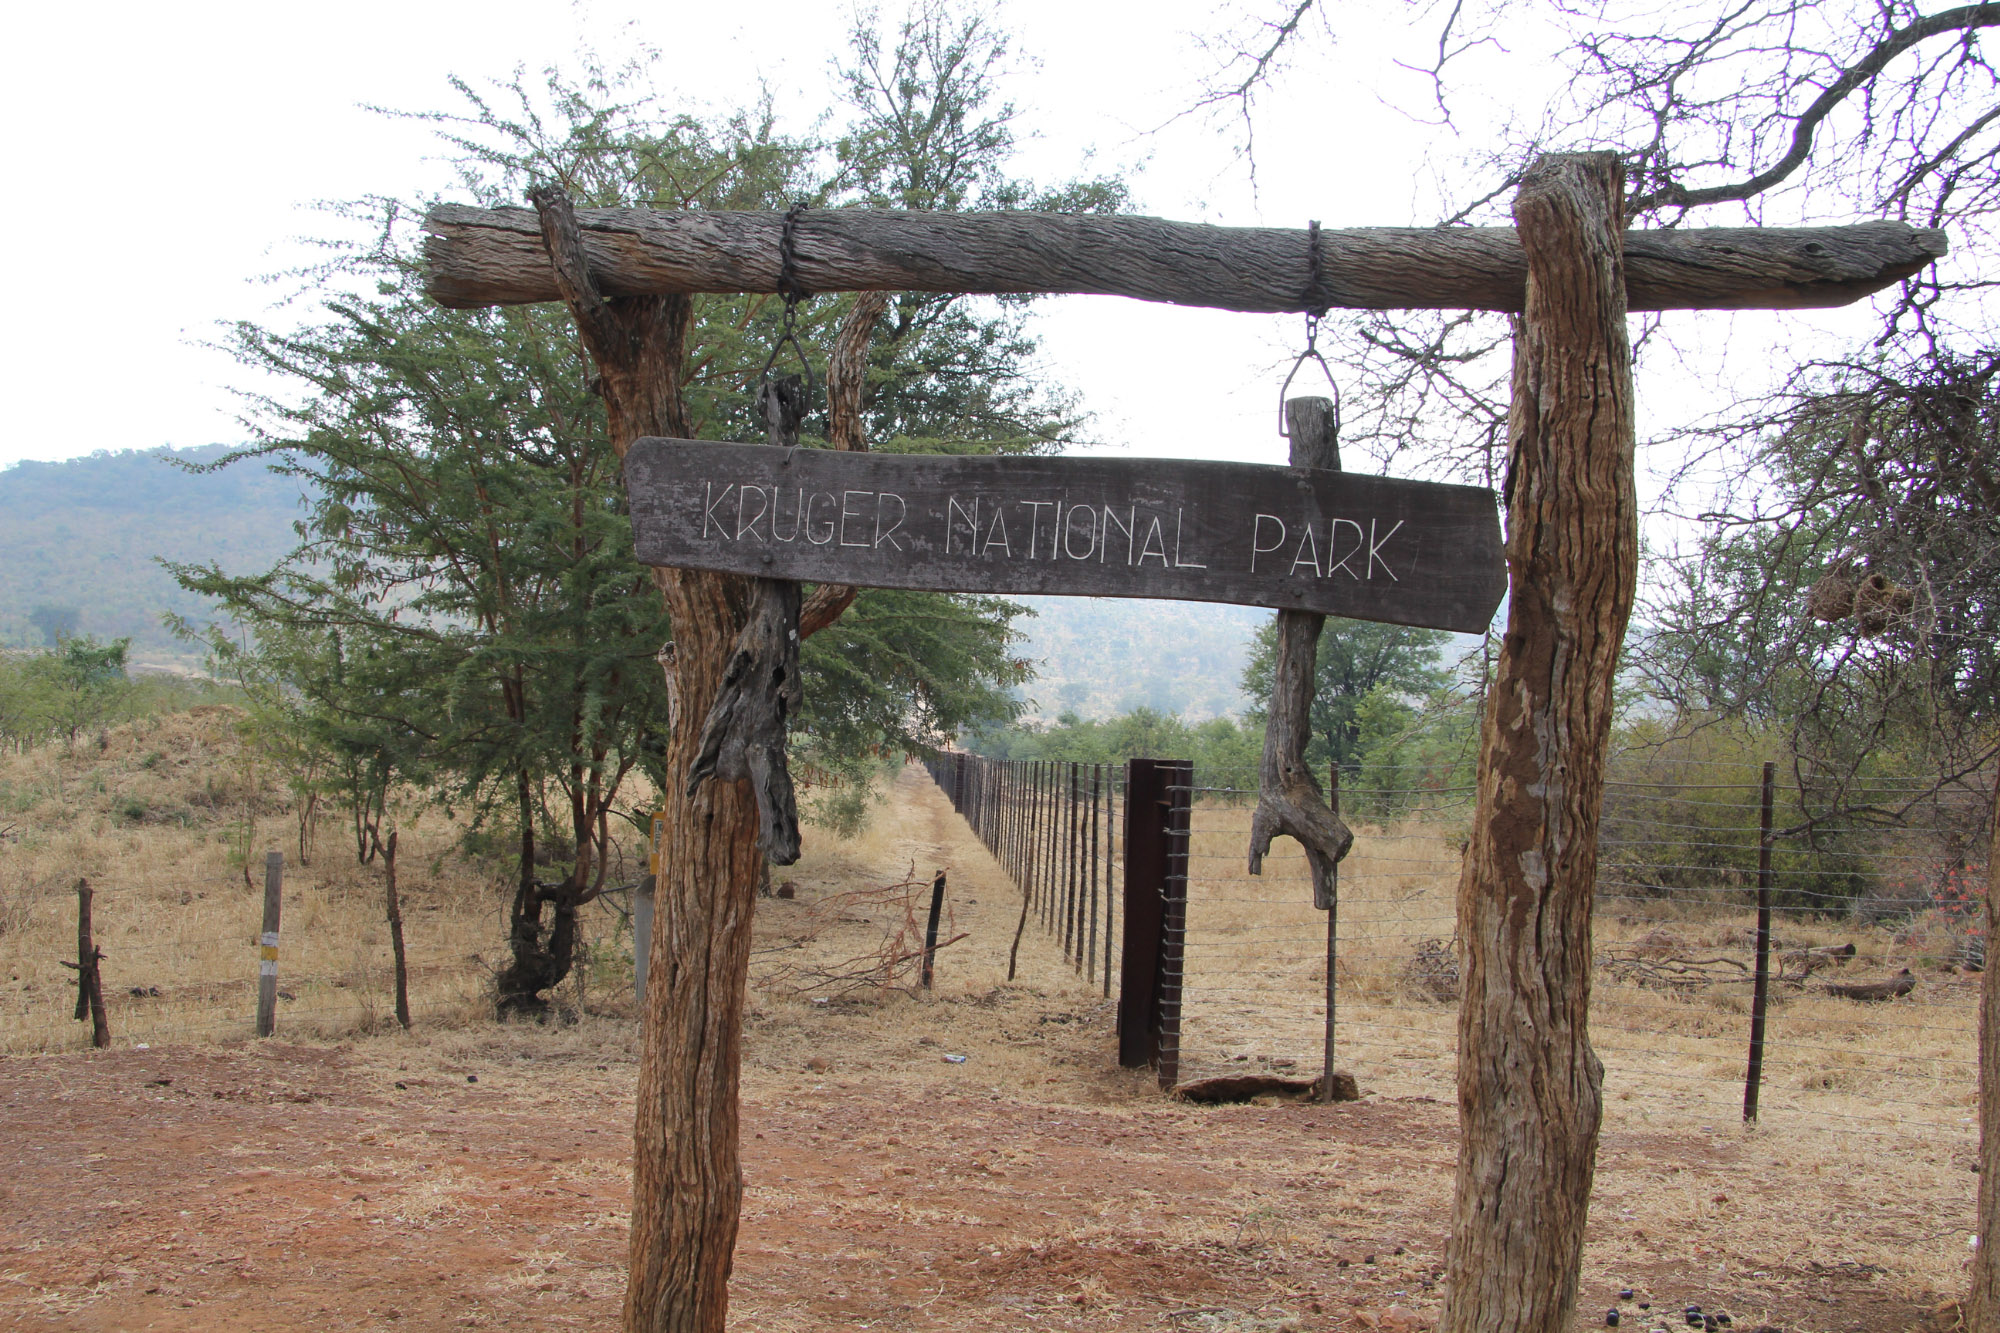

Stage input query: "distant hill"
[
  {"left": 0, "top": 447, "right": 1264, "bottom": 713},
  {"left": 1008, "top": 596, "right": 1264, "bottom": 722},
  {"left": 0, "top": 446, "right": 307, "bottom": 664}
]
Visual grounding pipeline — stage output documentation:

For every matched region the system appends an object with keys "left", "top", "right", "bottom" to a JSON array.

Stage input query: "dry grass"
[
  {"left": 0, "top": 707, "right": 613, "bottom": 1052},
  {"left": 0, "top": 743, "right": 1980, "bottom": 1328}
]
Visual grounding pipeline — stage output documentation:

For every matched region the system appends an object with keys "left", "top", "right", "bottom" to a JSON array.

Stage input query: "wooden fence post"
[
  {"left": 255, "top": 851, "right": 283, "bottom": 1039},
  {"left": 1441, "top": 152, "right": 1636, "bottom": 1333},
  {"left": 383, "top": 830, "right": 411, "bottom": 1031},
  {"left": 921, "top": 873, "right": 947, "bottom": 990},
  {"left": 66, "top": 878, "right": 110, "bottom": 1049}
]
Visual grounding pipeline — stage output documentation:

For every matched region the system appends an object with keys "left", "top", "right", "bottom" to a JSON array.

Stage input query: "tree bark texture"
[
  {"left": 1970, "top": 769, "right": 2000, "bottom": 1325},
  {"left": 523, "top": 186, "right": 761, "bottom": 1333},
  {"left": 1248, "top": 397, "right": 1354, "bottom": 909},
  {"left": 1441, "top": 153, "right": 1635, "bottom": 1333},
  {"left": 681, "top": 290, "right": 888, "bottom": 859},
  {"left": 427, "top": 204, "right": 1944, "bottom": 314}
]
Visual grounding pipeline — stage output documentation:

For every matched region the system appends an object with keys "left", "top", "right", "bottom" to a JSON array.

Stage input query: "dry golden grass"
[
  {"left": 0, "top": 707, "right": 615, "bottom": 1052},
  {"left": 0, "top": 743, "right": 1981, "bottom": 1327},
  {"left": 1177, "top": 795, "right": 1979, "bottom": 1138}
]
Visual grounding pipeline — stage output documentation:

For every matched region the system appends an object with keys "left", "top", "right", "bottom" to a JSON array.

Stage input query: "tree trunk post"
[
  {"left": 383, "top": 829, "right": 411, "bottom": 1031},
  {"left": 1440, "top": 152, "right": 1635, "bottom": 1333},
  {"left": 256, "top": 851, "right": 283, "bottom": 1039},
  {"left": 1970, "top": 768, "right": 2000, "bottom": 1323},
  {"left": 521, "top": 185, "right": 763, "bottom": 1333},
  {"left": 71, "top": 877, "right": 110, "bottom": 1049}
]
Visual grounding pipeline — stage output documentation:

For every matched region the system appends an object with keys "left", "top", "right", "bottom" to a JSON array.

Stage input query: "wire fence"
[
  {"left": 1171, "top": 756, "right": 1987, "bottom": 1145},
  {"left": 923, "top": 754, "right": 1126, "bottom": 995},
  {"left": 0, "top": 869, "right": 639, "bottom": 1055},
  {"left": 920, "top": 750, "right": 1988, "bottom": 1144}
]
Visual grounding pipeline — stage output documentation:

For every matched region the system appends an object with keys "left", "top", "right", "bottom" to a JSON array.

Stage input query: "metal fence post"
[
  {"left": 1744, "top": 760, "right": 1776, "bottom": 1123},
  {"left": 1322, "top": 765, "right": 1341, "bottom": 1103},
  {"left": 1117, "top": 757, "right": 1192, "bottom": 1085}
]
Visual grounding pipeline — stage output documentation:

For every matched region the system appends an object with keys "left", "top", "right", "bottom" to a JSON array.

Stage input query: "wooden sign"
[{"left": 628, "top": 440, "right": 1503, "bottom": 633}]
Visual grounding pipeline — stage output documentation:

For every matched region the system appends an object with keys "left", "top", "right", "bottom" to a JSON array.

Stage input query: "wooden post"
[
  {"left": 921, "top": 873, "right": 947, "bottom": 990},
  {"left": 1087, "top": 764, "right": 1101, "bottom": 988},
  {"left": 1743, "top": 762, "right": 1775, "bottom": 1123},
  {"left": 255, "top": 851, "right": 283, "bottom": 1039},
  {"left": 383, "top": 831, "right": 411, "bottom": 1030},
  {"left": 520, "top": 185, "right": 767, "bottom": 1333},
  {"left": 1441, "top": 152, "right": 1635, "bottom": 1333},
  {"left": 67, "top": 878, "right": 110, "bottom": 1049},
  {"left": 1970, "top": 769, "right": 2000, "bottom": 1324},
  {"left": 633, "top": 875, "right": 655, "bottom": 1007}
]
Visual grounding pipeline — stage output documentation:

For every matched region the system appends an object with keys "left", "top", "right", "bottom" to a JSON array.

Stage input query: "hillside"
[
  {"left": 1009, "top": 596, "right": 1264, "bottom": 722},
  {"left": 0, "top": 447, "right": 1262, "bottom": 714},
  {"left": 0, "top": 446, "right": 307, "bottom": 663}
]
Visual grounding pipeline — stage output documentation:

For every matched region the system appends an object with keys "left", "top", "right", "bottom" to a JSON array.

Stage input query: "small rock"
[
  {"left": 466, "top": 1074, "right": 477, "bottom": 1083},
  {"left": 1606, "top": 1310, "right": 1621, "bottom": 1326}
]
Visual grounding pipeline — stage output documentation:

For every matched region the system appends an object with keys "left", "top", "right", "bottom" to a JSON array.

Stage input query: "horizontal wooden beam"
[
  {"left": 425, "top": 204, "right": 1945, "bottom": 314},
  {"left": 624, "top": 439, "right": 1507, "bottom": 633}
]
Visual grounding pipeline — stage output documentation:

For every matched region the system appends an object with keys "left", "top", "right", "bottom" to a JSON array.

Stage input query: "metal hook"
[{"left": 1278, "top": 321, "right": 1342, "bottom": 437}]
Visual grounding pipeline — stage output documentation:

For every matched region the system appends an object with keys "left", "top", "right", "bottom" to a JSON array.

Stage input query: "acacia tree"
[
  {"left": 189, "top": 11, "right": 1111, "bottom": 1033},
  {"left": 1240, "top": 616, "right": 1453, "bottom": 772}
]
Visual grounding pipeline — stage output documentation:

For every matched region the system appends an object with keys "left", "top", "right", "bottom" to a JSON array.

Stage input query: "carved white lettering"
[
  {"left": 703, "top": 482, "right": 736, "bottom": 539},
  {"left": 1327, "top": 518, "right": 1365, "bottom": 579},
  {"left": 805, "top": 492, "right": 837, "bottom": 545},
  {"left": 1290, "top": 524, "right": 1321, "bottom": 577},
  {"left": 839, "top": 491, "right": 874, "bottom": 548},
  {"left": 981, "top": 507, "right": 1011, "bottom": 557},
  {"left": 874, "top": 492, "right": 907, "bottom": 550},
  {"left": 1367, "top": 519, "right": 1403, "bottom": 581},
  {"left": 1173, "top": 509, "right": 1207, "bottom": 569},
  {"left": 946, "top": 495, "right": 978, "bottom": 554},
  {"left": 1251, "top": 514, "right": 1287, "bottom": 572},
  {"left": 1102, "top": 506, "right": 1135, "bottom": 565},
  {"left": 1136, "top": 515, "right": 1169, "bottom": 567},
  {"left": 1063, "top": 504, "right": 1098, "bottom": 560},
  {"left": 1022, "top": 501, "right": 1056, "bottom": 560},
  {"left": 771, "top": 487, "right": 803, "bottom": 542},
  {"left": 735, "top": 485, "right": 769, "bottom": 541}
]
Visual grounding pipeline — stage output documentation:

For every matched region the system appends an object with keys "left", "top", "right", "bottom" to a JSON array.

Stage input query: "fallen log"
[
  {"left": 1825, "top": 967, "right": 1916, "bottom": 1002},
  {"left": 1175, "top": 1070, "right": 1361, "bottom": 1104},
  {"left": 424, "top": 205, "right": 1945, "bottom": 314}
]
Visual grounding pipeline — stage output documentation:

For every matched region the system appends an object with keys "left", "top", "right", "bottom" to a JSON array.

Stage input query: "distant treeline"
[{"left": 0, "top": 639, "right": 234, "bottom": 755}]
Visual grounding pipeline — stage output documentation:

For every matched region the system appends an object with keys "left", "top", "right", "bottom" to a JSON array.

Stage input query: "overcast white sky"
[{"left": 0, "top": 0, "right": 1895, "bottom": 485}]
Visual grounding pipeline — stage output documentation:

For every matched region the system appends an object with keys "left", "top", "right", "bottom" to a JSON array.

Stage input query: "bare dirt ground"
[{"left": 0, "top": 768, "right": 1974, "bottom": 1332}]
